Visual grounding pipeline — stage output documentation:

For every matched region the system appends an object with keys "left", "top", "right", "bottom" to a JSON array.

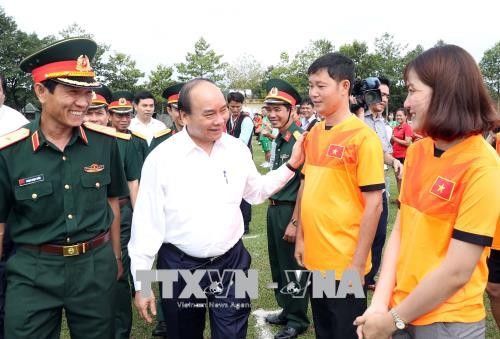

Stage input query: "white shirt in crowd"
[
  {"left": 128, "top": 128, "right": 295, "bottom": 289},
  {"left": 0, "top": 105, "right": 29, "bottom": 136},
  {"left": 129, "top": 116, "right": 166, "bottom": 145}
]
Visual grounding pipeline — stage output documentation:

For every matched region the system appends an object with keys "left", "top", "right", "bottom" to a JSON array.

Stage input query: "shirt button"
[
  {"left": 95, "top": 182, "right": 100, "bottom": 188},
  {"left": 67, "top": 214, "right": 73, "bottom": 220},
  {"left": 31, "top": 193, "right": 37, "bottom": 199},
  {"left": 64, "top": 184, "right": 70, "bottom": 190},
  {"left": 62, "top": 156, "right": 67, "bottom": 161}
]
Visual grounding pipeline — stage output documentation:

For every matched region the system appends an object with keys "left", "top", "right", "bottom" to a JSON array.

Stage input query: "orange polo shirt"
[
  {"left": 301, "top": 115, "right": 385, "bottom": 278},
  {"left": 392, "top": 135, "right": 500, "bottom": 325}
]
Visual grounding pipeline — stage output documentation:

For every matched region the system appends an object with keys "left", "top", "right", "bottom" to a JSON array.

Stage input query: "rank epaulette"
[
  {"left": 116, "top": 132, "right": 132, "bottom": 140},
  {"left": 0, "top": 128, "right": 30, "bottom": 150},
  {"left": 83, "top": 122, "right": 117, "bottom": 137},
  {"left": 131, "top": 130, "right": 147, "bottom": 140},
  {"left": 154, "top": 128, "right": 171, "bottom": 138},
  {"left": 293, "top": 130, "right": 302, "bottom": 141}
]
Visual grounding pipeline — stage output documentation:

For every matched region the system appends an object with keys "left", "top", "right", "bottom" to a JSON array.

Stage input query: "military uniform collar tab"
[{"left": 78, "top": 126, "right": 89, "bottom": 145}]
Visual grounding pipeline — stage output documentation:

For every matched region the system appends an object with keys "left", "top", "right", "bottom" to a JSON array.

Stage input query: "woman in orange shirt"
[{"left": 354, "top": 45, "right": 499, "bottom": 338}]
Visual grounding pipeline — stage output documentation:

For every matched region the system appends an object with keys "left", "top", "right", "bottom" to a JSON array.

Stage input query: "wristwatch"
[
  {"left": 291, "top": 219, "right": 298, "bottom": 227},
  {"left": 389, "top": 309, "right": 407, "bottom": 330}
]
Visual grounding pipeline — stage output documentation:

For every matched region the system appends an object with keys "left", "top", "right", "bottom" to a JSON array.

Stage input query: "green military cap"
[
  {"left": 264, "top": 79, "right": 302, "bottom": 106},
  {"left": 90, "top": 85, "right": 112, "bottom": 109},
  {"left": 20, "top": 37, "right": 100, "bottom": 88},
  {"left": 162, "top": 83, "right": 185, "bottom": 107},
  {"left": 109, "top": 90, "right": 134, "bottom": 114}
]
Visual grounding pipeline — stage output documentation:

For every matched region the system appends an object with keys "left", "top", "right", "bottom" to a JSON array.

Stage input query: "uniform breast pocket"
[
  {"left": 80, "top": 173, "right": 111, "bottom": 211},
  {"left": 14, "top": 181, "right": 54, "bottom": 224}
]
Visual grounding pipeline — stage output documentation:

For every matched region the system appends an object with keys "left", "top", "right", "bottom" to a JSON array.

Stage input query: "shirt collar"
[
  {"left": 178, "top": 127, "right": 226, "bottom": 155},
  {"left": 365, "top": 110, "right": 384, "bottom": 121},
  {"left": 31, "top": 117, "right": 89, "bottom": 152}
]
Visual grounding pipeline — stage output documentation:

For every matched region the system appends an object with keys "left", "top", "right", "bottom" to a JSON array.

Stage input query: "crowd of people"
[{"left": 0, "top": 37, "right": 498, "bottom": 339}]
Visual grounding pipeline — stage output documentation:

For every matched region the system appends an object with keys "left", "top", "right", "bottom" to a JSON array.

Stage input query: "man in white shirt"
[
  {"left": 300, "top": 98, "right": 318, "bottom": 132},
  {"left": 129, "top": 91, "right": 166, "bottom": 145},
  {"left": 129, "top": 78, "right": 304, "bottom": 339},
  {"left": 0, "top": 74, "right": 29, "bottom": 136}
]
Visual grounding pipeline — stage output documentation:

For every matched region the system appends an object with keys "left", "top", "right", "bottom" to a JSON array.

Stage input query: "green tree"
[
  {"left": 175, "top": 37, "right": 228, "bottom": 85},
  {"left": 480, "top": 41, "right": 500, "bottom": 110},
  {"left": 145, "top": 64, "right": 175, "bottom": 103},
  {"left": 102, "top": 52, "right": 144, "bottom": 92},
  {"left": 0, "top": 7, "right": 55, "bottom": 110},
  {"left": 264, "top": 39, "right": 335, "bottom": 98},
  {"left": 225, "top": 55, "right": 265, "bottom": 98},
  {"left": 339, "top": 40, "right": 379, "bottom": 78},
  {"left": 58, "top": 23, "right": 110, "bottom": 80}
]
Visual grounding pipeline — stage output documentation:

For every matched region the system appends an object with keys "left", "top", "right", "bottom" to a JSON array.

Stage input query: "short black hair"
[
  {"left": 0, "top": 74, "right": 6, "bottom": 93},
  {"left": 307, "top": 53, "right": 355, "bottom": 91},
  {"left": 133, "top": 91, "right": 155, "bottom": 105},
  {"left": 301, "top": 98, "right": 314, "bottom": 107},
  {"left": 227, "top": 92, "right": 244, "bottom": 104},
  {"left": 178, "top": 78, "right": 215, "bottom": 115},
  {"left": 41, "top": 79, "right": 58, "bottom": 94},
  {"left": 378, "top": 76, "right": 391, "bottom": 88}
]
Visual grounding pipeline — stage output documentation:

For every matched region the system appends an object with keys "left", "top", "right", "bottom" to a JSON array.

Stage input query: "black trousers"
[
  {"left": 157, "top": 240, "right": 252, "bottom": 339},
  {"left": 240, "top": 199, "right": 252, "bottom": 232},
  {"left": 309, "top": 281, "right": 367, "bottom": 339},
  {"left": 365, "top": 191, "right": 388, "bottom": 285}
]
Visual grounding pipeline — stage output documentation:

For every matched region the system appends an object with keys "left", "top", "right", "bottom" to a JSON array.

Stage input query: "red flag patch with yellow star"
[
  {"left": 326, "top": 144, "right": 345, "bottom": 159},
  {"left": 430, "top": 176, "right": 455, "bottom": 201}
]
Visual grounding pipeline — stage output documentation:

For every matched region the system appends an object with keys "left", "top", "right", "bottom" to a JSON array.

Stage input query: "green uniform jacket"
[
  {"left": 148, "top": 128, "right": 174, "bottom": 155},
  {"left": 129, "top": 130, "right": 148, "bottom": 164},
  {"left": 271, "top": 123, "right": 303, "bottom": 202},
  {"left": 116, "top": 132, "right": 142, "bottom": 183},
  {"left": 0, "top": 119, "right": 129, "bottom": 245}
]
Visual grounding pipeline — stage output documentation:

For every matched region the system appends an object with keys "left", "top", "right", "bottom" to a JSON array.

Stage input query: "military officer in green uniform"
[
  {"left": 108, "top": 91, "right": 149, "bottom": 163},
  {"left": 83, "top": 84, "right": 113, "bottom": 126},
  {"left": 0, "top": 38, "right": 129, "bottom": 338},
  {"left": 88, "top": 87, "right": 142, "bottom": 339},
  {"left": 148, "top": 83, "right": 185, "bottom": 154},
  {"left": 263, "top": 79, "right": 309, "bottom": 339}
]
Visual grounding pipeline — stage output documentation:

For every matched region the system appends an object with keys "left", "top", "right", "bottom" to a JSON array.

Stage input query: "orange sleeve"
[
  {"left": 453, "top": 166, "right": 500, "bottom": 246},
  {"left": 357, "top": 133, "right": 385, "bottom": 190}
]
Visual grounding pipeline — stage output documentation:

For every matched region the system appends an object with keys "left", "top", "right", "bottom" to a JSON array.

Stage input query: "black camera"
[{"left": 350, "top": 77, "right": 382, "bottom": 112}]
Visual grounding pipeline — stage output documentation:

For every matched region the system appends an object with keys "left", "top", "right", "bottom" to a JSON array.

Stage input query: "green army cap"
[
  {"left": 109, "top": 90, "right": 134, "bottom": 114},
  {"left": 90, "top": 85, "right": 112, "bottom": 109},
  {"left": 20, "top": 37, "right": 100, "bottom": 88},
  {"left": 162, "top": 83, "right": 185, "bottom": 108},
  {"left": 264, "top": 79, "right": 301, "bottom": 106}
]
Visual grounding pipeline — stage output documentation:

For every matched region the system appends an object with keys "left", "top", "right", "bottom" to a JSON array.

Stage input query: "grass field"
[{"left": 61, "top": 139, "right": 498, "bottom": 338}]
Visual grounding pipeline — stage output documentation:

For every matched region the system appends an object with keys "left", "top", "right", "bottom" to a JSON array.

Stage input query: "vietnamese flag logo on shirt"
[
  {"left": 430, "top": 176, "right": 455, "bottom": 201},
  {"left": 327, "top": 144, "right": 345, "bottom": 159}
]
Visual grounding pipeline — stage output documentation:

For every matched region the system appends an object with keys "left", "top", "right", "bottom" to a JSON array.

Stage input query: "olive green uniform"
[
  {"left": 129, "top": 130, "right": 148, "bottom": 164},
  {"left": 115, "top": 133, "right": 143, "bottom": 339},
  {"left": 0, "top": 119, "right": 128, "bottom": 338},
  {"left": 267, "top": 123, "right": 309, "bottom": 332},
  {"left": 148, "top": 128, "right": 174, "bottom": 155}
]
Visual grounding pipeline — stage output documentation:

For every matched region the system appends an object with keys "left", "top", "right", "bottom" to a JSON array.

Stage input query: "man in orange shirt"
[{"left": 294, "top": 53, "right": 384, "bottom": 338}]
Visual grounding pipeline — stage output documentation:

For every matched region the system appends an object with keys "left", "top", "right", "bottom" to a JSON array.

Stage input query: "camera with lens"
[{"left": 350, "top": 77, "right": 383, "bottom": 112}]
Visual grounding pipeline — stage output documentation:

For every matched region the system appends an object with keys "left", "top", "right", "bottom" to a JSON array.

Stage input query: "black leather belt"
[{"left": 269, "top": 199, "right": 295, "bottom": 206}]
